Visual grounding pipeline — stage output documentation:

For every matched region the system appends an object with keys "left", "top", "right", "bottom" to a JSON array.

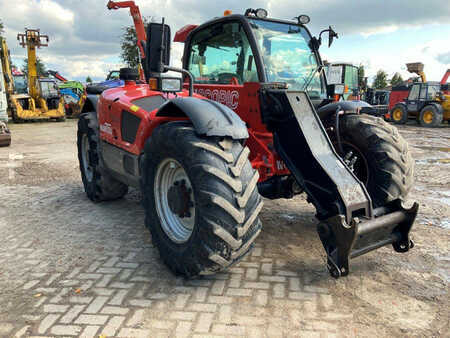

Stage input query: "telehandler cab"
[{"left": 78, "top": 3, "right": 417, "bottom": 278}]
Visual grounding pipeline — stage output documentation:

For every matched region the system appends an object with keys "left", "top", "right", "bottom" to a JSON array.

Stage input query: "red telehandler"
[{"left": 78, "top": 3, "right": 417, "bottom": 278}]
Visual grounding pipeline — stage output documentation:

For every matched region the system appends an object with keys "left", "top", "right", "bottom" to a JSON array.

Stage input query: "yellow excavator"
[{"left": 12, "top": 29, "right": 65, "bottom": 121}]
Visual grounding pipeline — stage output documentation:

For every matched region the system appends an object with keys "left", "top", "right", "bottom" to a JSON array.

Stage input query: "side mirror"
[
  {"left": 328, "top": 27, "right": 338, "bottom": 47},
  {"left": 314, "top": 26, "right": 339, "bottom": 49},
  {"left": 146, "top": 22, "right": 171, "bottom": 75}
]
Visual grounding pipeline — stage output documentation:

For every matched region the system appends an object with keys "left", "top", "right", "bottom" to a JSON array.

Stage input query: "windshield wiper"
[{"left": 302, "top": 65, "right": 323, "bottom": 91}]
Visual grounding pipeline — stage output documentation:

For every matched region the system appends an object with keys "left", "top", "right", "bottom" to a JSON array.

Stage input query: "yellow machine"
[
  {"left": 13, "top": 29, "right": 65, "bottom": 121},
  {"left": 391, "top": 62, "right": 450, "bottom": 127}
]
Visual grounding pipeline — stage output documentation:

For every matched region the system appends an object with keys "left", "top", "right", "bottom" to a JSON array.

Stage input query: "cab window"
[
  {"left": 187, "top": 22, "right": 257, "bottom": 84},
  {"left": 408, "top": 84, "right": 420, "bottom": 100},
  {"left": 427, "top": 85, "right": 440, "bottom": 99}
]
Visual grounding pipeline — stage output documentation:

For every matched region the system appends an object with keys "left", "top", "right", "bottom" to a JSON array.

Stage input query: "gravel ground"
[{"left": 0, "top": 119, "right": 448, "bottom": 337}]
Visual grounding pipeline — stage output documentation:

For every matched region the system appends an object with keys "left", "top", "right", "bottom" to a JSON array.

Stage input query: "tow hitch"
[{"left": 317, "top": 199, "right": 418, "bottom": 277}]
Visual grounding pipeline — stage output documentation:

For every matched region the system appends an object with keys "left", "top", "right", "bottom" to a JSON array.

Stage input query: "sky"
[{"left": 0, "top": 0, "right": 449, "bottom": 84}]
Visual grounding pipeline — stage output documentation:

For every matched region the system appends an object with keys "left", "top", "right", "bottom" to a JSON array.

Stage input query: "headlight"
[
  {"left": 298, "top": 15, "right": 310, "bottom": 24},
  {"left": 161, "top": 78, "right": 182, "bottom": 92},
  {"left": 334, "top": 84, "right": 344, "bottom": 95},
  {"left": 255, "top": 8, "right": 268, "bottom": 18}
]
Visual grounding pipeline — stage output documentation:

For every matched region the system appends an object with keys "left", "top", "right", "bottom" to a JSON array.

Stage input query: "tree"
[
  {"left": 373, "top": 70, "right": 388, "bottom": 89},
  {"left": 357, "top": 64, "right": 366, "bottom": 90},
  {"left": 22, "top": 57, "right": 47, "bottom": 77},
  {"left": 0, "top": 20, "right": 4, "bottom": 37},
  {"left": 86, "top": 76, "right": 93, "bottom": 83},
  {"left": 390, "top": 72, "right": 404, "bottom": 87},
  {"left": 120, "top": 17, "right": 152, "bottom": 68}
]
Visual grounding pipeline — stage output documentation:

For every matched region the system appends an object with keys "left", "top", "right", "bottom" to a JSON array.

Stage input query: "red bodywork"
[
  {"left": 99, "top": 79, "right": 289, "bottom": 183},
  {"left": 441, "top": 69, "right": 450, "bottom": 85},
  {"left": 388, "top": 89, "right": 409, "bottom": 111}
]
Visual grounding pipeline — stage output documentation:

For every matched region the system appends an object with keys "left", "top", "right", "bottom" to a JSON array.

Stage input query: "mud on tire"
[
  {"left": 77, "top": 112, "right": 128, "bottom": 201},
  {"left": 141, "top": 122, "right": 263, "bottom": 277},
  {"left": 338, "top": 114, "right": 414, "bottom": 208}
]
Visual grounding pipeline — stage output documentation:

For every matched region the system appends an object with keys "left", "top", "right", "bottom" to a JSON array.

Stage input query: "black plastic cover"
[
  {"left": 121, "top": 110, "right": 141, "bottom": 143},
  {"left": 132, "top": 96, "right": 166, "bottom": 112},
  {"left": 156, "top": 97, "right": 248, "bottom": 140}
]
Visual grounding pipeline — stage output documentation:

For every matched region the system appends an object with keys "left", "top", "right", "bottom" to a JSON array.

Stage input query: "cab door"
[
  {"left": 184, "top": 21, "right": 259, "bottom": 122},
  {"left": 406, "top": 83, "right": 420, "bottom": 112}
]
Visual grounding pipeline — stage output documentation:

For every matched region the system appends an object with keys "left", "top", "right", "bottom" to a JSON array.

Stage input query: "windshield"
[
  {"left": 13, "top": 75, "right": 28, "bottom": 94},
  {"left": 249, "top": 19, "right": 326, "bottom": 98},
  {"left": 39, "top": 80, "right": 59, "bottom": 98},
  {"left": 107, "top": 71, "right": 120, "bottom": 80}
]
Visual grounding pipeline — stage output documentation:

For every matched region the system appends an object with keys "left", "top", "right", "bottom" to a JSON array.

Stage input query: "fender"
[
  {"left": 156, "top": 97, "right": 248, "bottom": 140},
  {"left": 82, "top": 94, "right": 99, "bottom": 114},
  {"left": 317, "top": 100, "right": 375, "bottom": 119}
]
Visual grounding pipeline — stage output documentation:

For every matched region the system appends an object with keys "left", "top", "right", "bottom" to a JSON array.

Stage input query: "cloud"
[
  {"left": 0, "top": 0, "right": 449, "bottom": 81},
  {"left": 436, "top": 52, "right": 450, "bottom": 65}
]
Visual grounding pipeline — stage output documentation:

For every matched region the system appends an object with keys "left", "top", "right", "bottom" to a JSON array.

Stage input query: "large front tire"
[
  {"left": 77, "top": 112, "right": 128, "bottom": 201},
  {"left": 141, "top": 122, "right": 263, "bottom": 277},
  {"left": 337, "top": 114, "right": 414, "bottom": 208}
]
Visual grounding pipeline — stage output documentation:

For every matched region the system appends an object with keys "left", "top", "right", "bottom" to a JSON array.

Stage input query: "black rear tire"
[
  {"left": 419, "top": 105, "right": 443, "bottom": 127},
  {"left": 141, "top": 122, "right": 263, "bottom": 277},
  {"left": 338, "top": 114, "right": 414, "bottom": 208},
  {"left": 391, "top": 104, "right": 408, "bottom": 125},
  {"left": 77, "top": 112, "right": 128, "bottom": 201}
]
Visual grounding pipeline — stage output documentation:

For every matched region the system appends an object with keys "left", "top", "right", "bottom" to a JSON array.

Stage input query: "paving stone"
[
  {"left": 118, "top": 328, "right": 152, "bottom": 338},
  {"left": 109, "top": 289, "right": 129, "bottom": 305},
  {"left": 101, "top": 306, "right": 129, "bottom": 315},
  {"left": 38, "top": 314, "right": 60, "bottom": 334},
  {"left": 170, "top": 311, "right": 197, "bottom": 321},
  {"left": 84, "top": 296, "right": 108, "bottom": 313},
  {"left": 195, "top": 313, "right": 214, "bottom": 332},
  {"left": 189, "top": 303, "right": 217, "bottom": 312},
  {"left": 101, "top": 316, "right": 125, "bottom": 336},
  {"left": 175, "top": 321, "right": 192, "bottom": 338},
  {"left": 79, "top": 325, "right": 99, "bottom": 338},
  {"left": 208, "top": 295, "right": 233, "bottom": 304},
  {"left": 226, "top": 288, "right": 253, "bottom": 297},
  {"left": 50, "top": 325, "right": 82, "bottom": 336},
  {"left": 129, "top": 299, "right": 152, "bottom": 307},
  {"left": 75, "top": 315, "right": 109, "bottom": 325},
  {"left": 243, "top": 282, "right": 270, "bottom": 289},
  {"left": 60, "top": 305, "right": 85, "bottom": 324},
  {"left": 43, "top": 304, "right": 68, "bottom": 313},
  {"left": 127, "top": 309, "right": 145, "bottom": 327}
]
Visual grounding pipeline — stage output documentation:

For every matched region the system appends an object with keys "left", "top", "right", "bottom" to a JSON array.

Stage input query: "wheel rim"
[
  {"left": 81, "top": 134, "right": 93, "bottom": 182},
  {"left": 341, "top": 142, "right": 369, "bottom": 186},
  {"left": 154, "top": 158, "right": 196, "bottom": 244},
  {"left": 392, "top": 108, "right": 403, "bottom": 121},
  {"left": 422, "top": 111, "right": 433, "bottom": 124}
]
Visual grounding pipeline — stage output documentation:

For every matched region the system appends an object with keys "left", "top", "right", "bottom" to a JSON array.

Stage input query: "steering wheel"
[{"left": 217, "top": 73, "right": 242, "bottom": 84}]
